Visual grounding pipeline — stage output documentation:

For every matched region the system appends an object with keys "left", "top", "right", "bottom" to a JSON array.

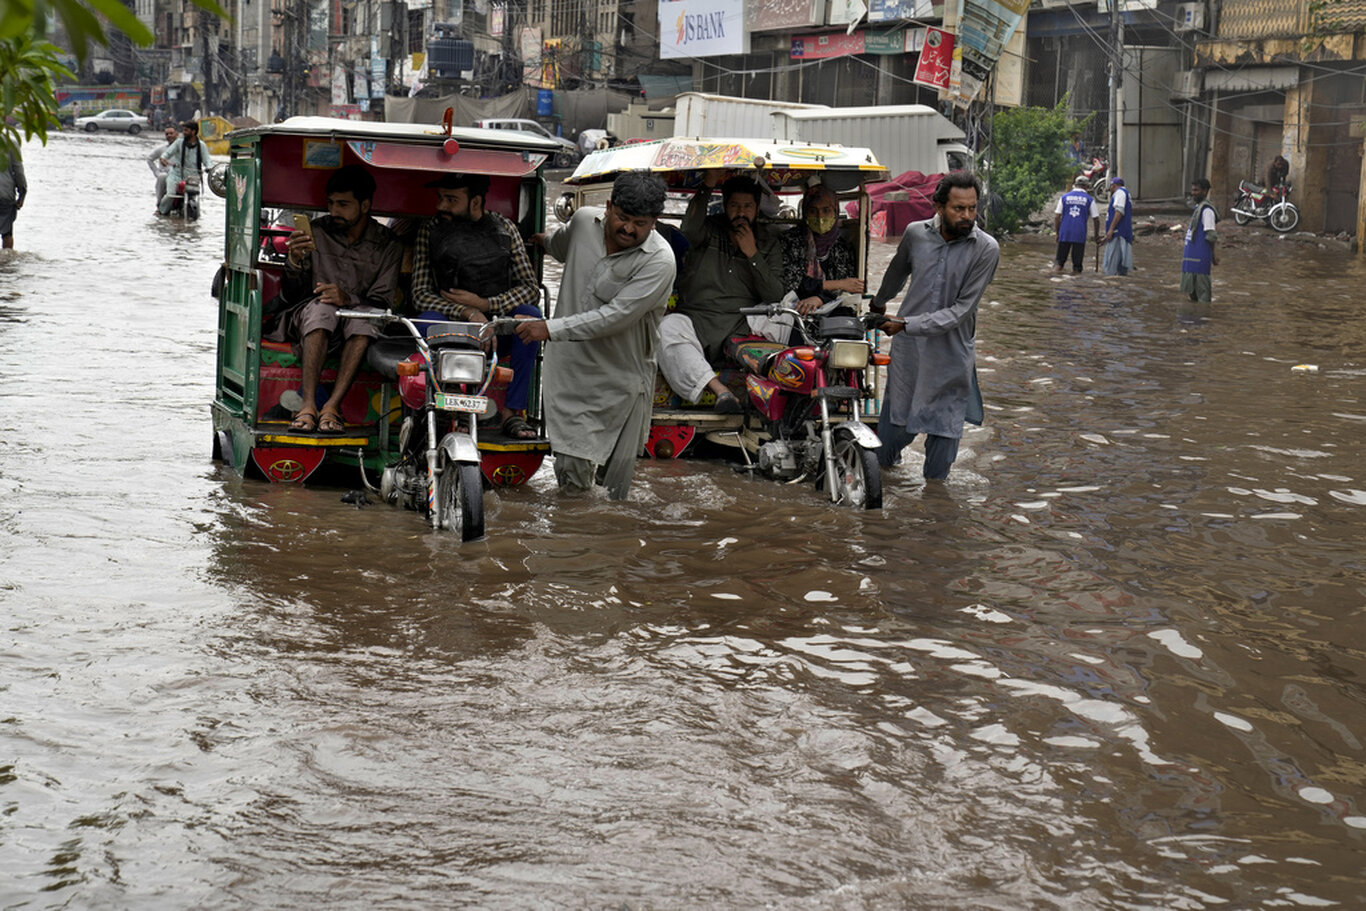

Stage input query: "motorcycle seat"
[
  {"left": 367, "top": 336, "right": 419, "bottom": 380},
  {"left": 1239, "top": 179, "right": 1265, "bottom": 194}
]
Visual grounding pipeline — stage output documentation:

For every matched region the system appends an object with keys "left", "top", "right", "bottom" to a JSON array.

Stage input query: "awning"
[{"left": 637, "top": 74, "right": 693, "bottom": 100}]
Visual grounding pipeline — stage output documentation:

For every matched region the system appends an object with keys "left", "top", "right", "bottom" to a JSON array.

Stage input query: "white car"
[
  {"left": 473, "top": 118, "right": 579, "bottom": 168},
  {"left": 75, "top": 109, "right": 150, "bottom": 135}
]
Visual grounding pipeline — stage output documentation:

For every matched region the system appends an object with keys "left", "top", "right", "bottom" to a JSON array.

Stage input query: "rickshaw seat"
[
  {"left": 366, "top": 336, "right": 419, "bottom": 380},
  {"left": 726, "top": 336, "right": 787, "bottom": 376}
]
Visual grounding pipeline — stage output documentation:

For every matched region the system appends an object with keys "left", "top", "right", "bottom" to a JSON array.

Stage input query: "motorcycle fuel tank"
[{"left": 746, "top": 374, "right": 788, "bottom": 422}]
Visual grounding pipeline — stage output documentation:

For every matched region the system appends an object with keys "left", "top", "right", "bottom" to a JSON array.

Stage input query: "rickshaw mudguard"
[
  {"left": 836, "top": 419, "right": 882, "bottom": 449},
  {"left": 439, "top": 431, "right": 480, "bottom": 465}
]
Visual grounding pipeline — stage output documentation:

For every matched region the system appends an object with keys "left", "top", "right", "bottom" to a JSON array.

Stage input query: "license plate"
[{"left": 435, "top": 393, "right": 488, "bottom": 414}]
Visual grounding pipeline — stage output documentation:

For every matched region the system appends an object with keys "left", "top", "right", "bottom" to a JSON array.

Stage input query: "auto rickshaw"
[
  {"left": 210, "top": 115, "right": 558, "bottom": 533},
  {"left": 556, "top": 137, "right": 892, "bottom": 508}
]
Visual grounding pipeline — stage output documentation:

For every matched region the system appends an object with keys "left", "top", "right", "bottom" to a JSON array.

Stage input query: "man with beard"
[
  {"left": 276, "top": 164, "right": 402, "bottom": 434},
  {"left": 1181, "top": 177, "right": 1218, "bottom": 305},
  {"left": 516, "top": 171, "right": 675, "bottom": 500},
  {"left": 869, "top": 171, "right": 999, "bottom": 481},
  {"left": 156, "top": 120, "right": 210, "bottom": 216},
  {"left": 657, "top": 172, "right": 786, "bottom": 412},
  {"left": 409, "top": 172, "right": 542, "bottom": 439}
]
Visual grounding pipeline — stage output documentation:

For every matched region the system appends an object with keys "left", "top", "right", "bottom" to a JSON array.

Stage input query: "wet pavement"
[{"left": 2, "top": 132, "right": 1365, "bottom": 908}]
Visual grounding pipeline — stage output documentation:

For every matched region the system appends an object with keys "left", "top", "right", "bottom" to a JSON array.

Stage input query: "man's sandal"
[
  {"left": 289, "top": 408, "right": 318, "bottom": 432},
  {"left": 501, "top": 413, "right": 538, "bottom": 440},
  {"left": 317, "top": 408, "right": 345, "bottom": 434}
]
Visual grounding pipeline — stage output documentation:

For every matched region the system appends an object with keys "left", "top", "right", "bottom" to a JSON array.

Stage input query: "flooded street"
[{"left": 3, "top": 132, "right": 1365, "bottom": 908}]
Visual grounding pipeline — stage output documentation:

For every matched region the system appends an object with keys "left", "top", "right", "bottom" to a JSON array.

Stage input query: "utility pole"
[{"left": 1108, "top": 0, "right": 1123, "bottom": 183}]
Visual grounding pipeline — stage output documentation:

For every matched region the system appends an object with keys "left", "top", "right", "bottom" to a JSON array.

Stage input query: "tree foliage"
[
  {"left": 1, "top": 0, "right": 225, "bottom": 166},
  {"left": 987, "top": 100, "right": 1091, "bottom": 235},
  {"left": 1, "top": 35, "right": 75, "bottom": 168}
]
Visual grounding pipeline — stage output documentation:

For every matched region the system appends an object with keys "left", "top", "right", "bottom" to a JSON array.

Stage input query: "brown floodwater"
[{"left": 2, "top": 132, "right": 1364, "bottom": 908}]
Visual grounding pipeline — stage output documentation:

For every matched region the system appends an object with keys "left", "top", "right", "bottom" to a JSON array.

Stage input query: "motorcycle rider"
[
  {"left": 146, "top": 125, "right": 178, "bottom": 212},
  {"left": 157, "top": 120, "right": 209, "bottom": 216}
]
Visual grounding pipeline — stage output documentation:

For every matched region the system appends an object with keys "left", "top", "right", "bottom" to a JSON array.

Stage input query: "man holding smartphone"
[{"left": 274, "top": 164, "right": 402, "bottom": 434}]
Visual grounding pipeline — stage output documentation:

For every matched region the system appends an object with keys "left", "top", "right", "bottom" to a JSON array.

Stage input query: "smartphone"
[{"left": 292, "top": 213, "right": 313, "bottom": 238}]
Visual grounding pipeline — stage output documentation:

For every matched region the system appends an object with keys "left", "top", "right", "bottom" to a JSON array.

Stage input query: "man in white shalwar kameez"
[{"left": 517, "top": 171, "right": 676, "bottom": 499}]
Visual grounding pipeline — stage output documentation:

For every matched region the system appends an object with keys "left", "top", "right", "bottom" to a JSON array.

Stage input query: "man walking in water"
[
  {"left": 516, "top": 171, "right": 676, "bottom": 500},
  {"left": 870, "top": 171, "right": 1000, "bottom": 482}
]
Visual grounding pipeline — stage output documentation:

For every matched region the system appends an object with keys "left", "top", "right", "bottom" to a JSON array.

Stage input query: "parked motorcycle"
[
  {"left": 1080, "top": 153, "right": 1109, "bottom": 199},
  {"left": 728, "top": 298, "right": 885, "bottom": 509},
  {"left": 335, "top": 310, "right": 509, "bottom": 541},
  {"left": 1230, "top": 180, "right": 1299, "bottom": 232}
]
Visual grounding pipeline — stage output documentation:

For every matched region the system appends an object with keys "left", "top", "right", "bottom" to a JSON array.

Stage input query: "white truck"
[{"left": 672, "top": 92, "right": 973, "bottom": 178}]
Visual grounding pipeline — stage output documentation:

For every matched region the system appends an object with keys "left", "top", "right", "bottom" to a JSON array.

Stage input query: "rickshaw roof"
[
  {"left": 566, "top": 137, "right": 888, "bottom": 189},
  {"left": 228, "top": 116, "right": 563, "bottom": 154}
]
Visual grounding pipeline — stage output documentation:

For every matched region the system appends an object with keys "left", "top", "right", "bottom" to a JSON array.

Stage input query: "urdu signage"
[{"left": 658, "top": 0, "right": 749, "bottom": 59}]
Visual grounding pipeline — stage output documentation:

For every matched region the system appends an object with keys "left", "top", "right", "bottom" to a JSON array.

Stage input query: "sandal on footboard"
[
  {"left": 289, "top": 408, "right": 318, "bottom": 432},
  {"left": 317, "top": 408, "right": 345, "bottom": 434},
  {"left": 501, "top": 413, "right": 538, "bottom": 440}
]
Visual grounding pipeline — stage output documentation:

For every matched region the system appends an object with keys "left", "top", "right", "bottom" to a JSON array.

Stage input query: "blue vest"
[
  {"left": 1058, "top": 190, "right": 1093, "bottom": 243},
  {"left": 1182, "top": 202, "right": 1215, "bottom": 275},
  {"left": 1107, "top": 188, "right": 1133, "bottom": 242}
]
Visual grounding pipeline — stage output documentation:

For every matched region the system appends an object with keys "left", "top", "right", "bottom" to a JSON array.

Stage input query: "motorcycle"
[
  {"left": 1079, "top": 153, "right": 1109, "bottom": 199},
  {"left": 1230, "top": 180, "right": 1299, "bottom": 233},
  {"left": 166, "top": 169, "right": 202, "bottom": 220},
  {"left": 727, "top": 297, "right": 885, "bottom": 509},
  {"left": 333, "top": 310, "right": 513, "bottom": 541}
]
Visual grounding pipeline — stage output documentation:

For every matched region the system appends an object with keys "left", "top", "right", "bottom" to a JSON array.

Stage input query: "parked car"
[
  {"left": 75, "top": 109, "right": 150, "bottom": 134},
  {"left": 473, "top": 118, "right": 579, "bottom": 168}
]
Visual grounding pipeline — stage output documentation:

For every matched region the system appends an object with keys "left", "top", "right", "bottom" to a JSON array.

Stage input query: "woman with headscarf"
[{"left": 780, "top": 183, "right": 865, "bottom": 315}]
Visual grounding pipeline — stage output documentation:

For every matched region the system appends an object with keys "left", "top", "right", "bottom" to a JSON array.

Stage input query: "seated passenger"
[
  {"left": 409, "top": 173, "right": 542, "bottom": 439},
  {"left": 274, "top": 164, "right": 402, "bottom": 433},
  {"left": 781, "top": 183, "right": 865, "bottom": 314},
  {"left": 657, "top": 172, "right": 787, "bottom": 413}
]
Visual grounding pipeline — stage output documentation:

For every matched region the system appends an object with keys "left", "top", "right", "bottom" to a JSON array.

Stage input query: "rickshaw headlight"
[
  {"left": 435, "top": 350, "right": 486, "bottom": 385},
  {"left": 829, "top": 339, "right": 871, "bottom": 370}
]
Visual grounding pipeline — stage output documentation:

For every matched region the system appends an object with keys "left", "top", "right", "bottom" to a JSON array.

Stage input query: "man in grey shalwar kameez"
[
  {"left": 870, "top": 171, "right": 999, "bottom": 480},
  {"left": 517, "top": 171, "right": 676, "bottom": 500}
]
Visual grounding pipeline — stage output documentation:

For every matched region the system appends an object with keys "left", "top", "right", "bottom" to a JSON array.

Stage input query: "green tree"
[
  {"left": 1, "top": 0, "right": 224, "bottom": 166},
  {"left": 986, "top": 100, "right": 1091, "bottom": 235},
  {"left": 1, "top": 35, "right": 76, "bottom": 168}
]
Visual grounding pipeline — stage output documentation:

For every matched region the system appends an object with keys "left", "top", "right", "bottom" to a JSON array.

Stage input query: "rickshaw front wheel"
[
  {"left": 831, "top": 429, "right": 882, "bottom": 510},
  {"left": 437, "top": 459, "right": 485, "bottom": 541}
]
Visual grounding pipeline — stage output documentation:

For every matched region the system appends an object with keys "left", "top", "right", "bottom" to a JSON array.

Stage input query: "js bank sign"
[{"left": 658, "top": 0, "right": 750, "bottom": 59}]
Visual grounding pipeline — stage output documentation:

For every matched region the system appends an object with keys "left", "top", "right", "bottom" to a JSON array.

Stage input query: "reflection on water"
[{"left": 2, "top": 134, "right": 1364, "bottom": 907}]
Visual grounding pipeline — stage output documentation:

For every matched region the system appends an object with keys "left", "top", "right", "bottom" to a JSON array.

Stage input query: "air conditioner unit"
[
  {"left": 1172, "top": 69, "right": 1203, "bottom": 99},
  {"left": 1174, "top": 2, "right": 1206, "bottom": 31}
]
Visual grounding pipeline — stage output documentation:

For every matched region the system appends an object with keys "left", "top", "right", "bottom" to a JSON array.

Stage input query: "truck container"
[
  {"left": 772, "top": 104, "right": 973, "bottom": 178},
  {"left": 673, "top": 92, "right": 825, "bottom": 140},
  {"left": 672, "top": 93, "right": 973, "bottom": 178}
]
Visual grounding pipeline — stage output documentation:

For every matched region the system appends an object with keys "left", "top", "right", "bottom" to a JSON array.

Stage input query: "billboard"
[{"left": 659, "top": 0, "right": 749, "bottom": 59}]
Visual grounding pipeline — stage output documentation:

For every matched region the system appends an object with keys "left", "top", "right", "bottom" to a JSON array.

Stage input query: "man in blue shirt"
[
  {"left": 1181, "top": 177, "right": 1218, "bottom": 303},
  {"left": 1053, "top": 176, "right": 1100, "bottom": 273},
  {"left": 1102, "top": 176, "right": 1134, "bottom": 276}
]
